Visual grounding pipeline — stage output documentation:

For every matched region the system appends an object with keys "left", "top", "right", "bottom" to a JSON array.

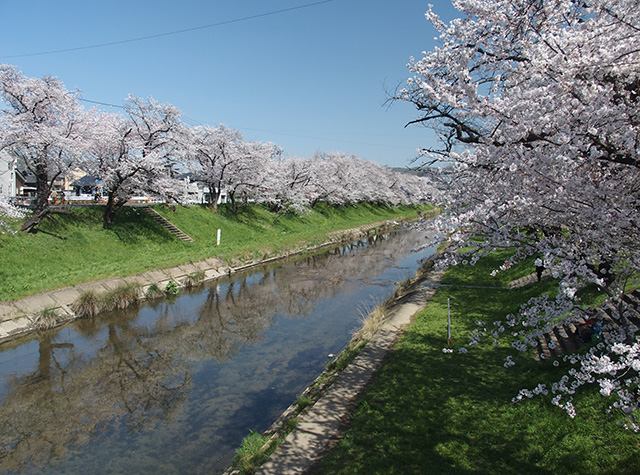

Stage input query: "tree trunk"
[
  {"left": 208, "top": 185, "right": 219, "bottom": 212},
  {"left": 21, "top": 166, "right": 55, "bottom": 232},
  {"left": 268, "top": 202, "right": 280, "bottom": 213},
  {"left": 34, "top": 167, "right": 53, "bottom": 214},
  {"left": 20, "top": 206, "right": 51, "bottom": 233},
  {"left": 229, "top": 191, "right": 238, "bottom": 215},
  {"left": 102, "top": 192, "right": 125, "bottom": 226},
  {"left": 103, "top": 194, "right": 116, "bottom": 226},
  {"left": 271, "top": 210, "right": 285, "bottom": 226}
]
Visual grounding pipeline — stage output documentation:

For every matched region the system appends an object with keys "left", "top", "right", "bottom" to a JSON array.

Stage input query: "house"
[
  {"left": 0, "top": 151, "right": 25, "bottom": 199},
  {"left": 178, "top": 173, "right": 227, "bottom": 205},
  {"left": 17, "top": 173, "right": 68, "bottom": 204},
  {"left": 66, "top": 167, "right": 90, "bottom": 192},
  {"left": 20, "top": 174, "right": 66, "bottom": 196},
  {"left": 70, "top": 175, "right": 101, "bottom": 200}
]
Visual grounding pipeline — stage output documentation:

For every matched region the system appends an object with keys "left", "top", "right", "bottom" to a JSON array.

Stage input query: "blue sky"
[{"left": 0, "top": 0, "right": 460, "bottom": 168}]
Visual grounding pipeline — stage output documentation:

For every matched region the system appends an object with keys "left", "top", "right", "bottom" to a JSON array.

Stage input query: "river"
[{"left": 0, "top": 227, "right": 437, "bottom": 474}]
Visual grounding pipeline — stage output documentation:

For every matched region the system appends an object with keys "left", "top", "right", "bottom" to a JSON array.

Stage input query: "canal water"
[{"left": 0, "top": 227, "right": 437, "bottom": 474}]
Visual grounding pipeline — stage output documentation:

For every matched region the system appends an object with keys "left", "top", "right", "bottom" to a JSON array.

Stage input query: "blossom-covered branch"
[{"left": 401, "top": 0, "right": 640, "bottom": 426}]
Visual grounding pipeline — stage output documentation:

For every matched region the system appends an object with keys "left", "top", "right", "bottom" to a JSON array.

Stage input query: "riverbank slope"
[
  {"left": 1, "top": 203, "right": 434, "bottom": 303},
  {"left": 310, "top": 252, "right": 640, "bottom": 474},
  {"left": 0, "top": 204, "right": 438, "bottom": 345}
]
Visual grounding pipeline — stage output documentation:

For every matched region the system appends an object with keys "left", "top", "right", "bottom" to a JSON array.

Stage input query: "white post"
[
  {"left": 217, "top": 228, "right": 221, "bottom": 246},
  {"left": 447, "top": 297, "right": 451, "bottom": 346}
]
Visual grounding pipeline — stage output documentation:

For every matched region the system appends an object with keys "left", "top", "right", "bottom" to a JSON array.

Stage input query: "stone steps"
[
  {"left": 531, "top": 289, "right": 640, "bottom": 361},
  {"left": 143, "top": 207, "right": 195, "bottom": 242}
]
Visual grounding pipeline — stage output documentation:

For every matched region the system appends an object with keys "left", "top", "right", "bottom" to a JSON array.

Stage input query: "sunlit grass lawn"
[
  {"left": 0, "top": 202, "right": 431, "bottom": 302},
  {"left": 315, "top": 254, "right": 640, "bottom": 474}
]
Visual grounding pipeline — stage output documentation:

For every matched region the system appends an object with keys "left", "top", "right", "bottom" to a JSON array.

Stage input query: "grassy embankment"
[
  {"left": 0, "top": 202, "right": 434, "bottom": 303},
  {"left": 315, "top": 251, "right": 640, "bottom": 474}
]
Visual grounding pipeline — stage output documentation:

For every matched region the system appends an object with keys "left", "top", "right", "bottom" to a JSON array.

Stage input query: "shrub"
[
  {"left": 295, "top": 396, "right": 312, "bottom": 413},
  {"left": 326, "top": 340, "right": 367, "bottom": 374},
  {"left": 32, "top": 307, "right": 59, "bottom": 330},
  {"left": 145, "top": 283, "right": 164, "bottom": 299},
  {"left": 72, "top": 290, "right": 101, "bottom": 318},
  {"left": 102, "top": 282, "right": 141, "bottom": 311},
  {"left": 183, "top": 269, "right": 206, "bottom": 289},
  {"left": 232, "top": 430, "right": 271, "bottom": 473},
  {"left": 164, "top": 280, "right": 180, "bottom": 296},
  {"left": 352, "top": 300, "right": 386, "bottom": 341},
  {"left": 283, "top": 416, "right": 298, "bottom": 433}
]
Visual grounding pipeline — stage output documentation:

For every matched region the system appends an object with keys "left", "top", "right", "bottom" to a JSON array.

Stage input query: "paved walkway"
[
  {"left": 253, "top": 269, "right": 551, "bottom": 474},
  {"left": 256, "top": 270, "right": 445, "bottom": 475},
  {"left": 508, "top": 269, "right": 550, "bottom": 289}
]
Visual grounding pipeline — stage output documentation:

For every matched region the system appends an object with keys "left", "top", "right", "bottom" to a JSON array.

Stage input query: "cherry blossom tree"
[
  {"left": 186, "top": 124, "right": 275, "bottom": 214},
  {"left": 0, "top": 64, "right": 90, "bottom": 232},
  {"left": 256, "top": 156, "right": 315, "bottom": 222},
  {"left": 358, "top": 160, "right": 403, "bottom": 205},
  {"left": 400, "top": 0, "right": 640, "bottom": 426},
  {"left": 256, "top": 151, "right": 435, "bottom": 216},
  {"left": 307, "top": 152, "right": 360, "bottom": 206},
  {"left": 307, "top": 152, "right": 430, "bottom": 207},
  {"left": 222, "top": 139, "right": 278, "bottom": 214},
  {"left": 88, "top": 96, "right": 186, "bottom": 226},
  {"left": 186, "top": 124, "right": 241, "bottom": 211},
  {"left": 390, "top": 171, "right": 436, "bottom": 206}
]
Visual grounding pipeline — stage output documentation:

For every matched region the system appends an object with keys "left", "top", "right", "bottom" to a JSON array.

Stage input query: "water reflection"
[{"left": 0, "top": 228, "right": 436, "bottom": 474}]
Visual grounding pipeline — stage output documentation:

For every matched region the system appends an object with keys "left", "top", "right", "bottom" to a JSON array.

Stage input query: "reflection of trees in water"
[
  {"left": 173, "top": 231, "right": 428, "bottom": 364},
  {"left": 0, "top": 229, "right": 429, "bottom": 472},
  {"left": 0, "top": 314, "right": 192, "bottom": 472},
  {"left": 0, "top": 331, "right": 83, "bottom": 470},
  {"left": 100, "top": 321, "right": 191, "bottom": 431}
]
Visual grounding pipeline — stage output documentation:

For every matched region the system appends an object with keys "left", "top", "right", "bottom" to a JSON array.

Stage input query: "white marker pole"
[
  {"left": 217, "top": 229, "right": 221, "bottom": 246},
  {"left": 447, "top": 297, "right": 451, "bottom": 346}
]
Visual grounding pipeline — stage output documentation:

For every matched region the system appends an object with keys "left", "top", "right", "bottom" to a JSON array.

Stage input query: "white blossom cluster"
[
  {"left": 0, "top": 195, "right": 25, "bottom": 233},
  {"left": 0, "top": 64, "right": 440, "bottom": 228},
  {"left": 514, "top": 300, "right": 640, "bottom": 429},
  {"left": 401, "top": 0, "right": 640, "bottom": 427}
]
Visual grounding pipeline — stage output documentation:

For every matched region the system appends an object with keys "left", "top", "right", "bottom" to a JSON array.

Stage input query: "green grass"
[
  {"left": 232, "top": 430, "right": 272, "bottom": 474},
  {"left": 0, "top": 202, "right": 432, "bottom": 302},
  {"left": 315, "top": 254, "right": 640, "bottom": 474},
  {"left": 440, "top": 248, "right": 537, "bottom": 287},
  {"left": 232, "top": 418, "right": 300, "bottom": 474}
]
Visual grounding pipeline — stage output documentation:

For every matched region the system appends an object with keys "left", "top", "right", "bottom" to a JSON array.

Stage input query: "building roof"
[{"left": 71, "top": 175, "right": 100, "bottom": 187}]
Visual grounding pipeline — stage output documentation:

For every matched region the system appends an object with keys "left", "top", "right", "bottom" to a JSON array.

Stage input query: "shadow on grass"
[
  {"left": 213, "top": 203, "right": 281, "bottom": 237},
  {"left": 315, "top": 275, "right": 640, "bottom": 474},
  {"left": 441, "top": 250, "right": 538, "bottom": 288},
  {"left": 34, "top": 206, "right": 102, "bottom": 238},
  {"left": 314, "top": 333, "right": 548, "bottom": 473},
  {"left": 32, "top": 228, "right": 67, "bottom": 240},
  {"left": 317, "top": 323, "right": 640, "bottom": 474},
  {"left": 217, "top": 203, "right": 263, "bottom": 224},
  {"left": 109, "top": 207, "right": 177, "bottom": 244}
]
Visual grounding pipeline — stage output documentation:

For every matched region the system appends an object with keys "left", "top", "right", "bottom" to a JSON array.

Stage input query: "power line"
[
  {"left": 79, "top": 98, "right": 203, "bottom": 126},
  {"left": 1, "top": 0, "right": 337, "bottom": 59},
  {"left": 80, "top": 98, "right": 123, "bottom": 109},
  {"left": 236, "top": 126, "right": 420, "bottom": 150},
  {"left": 78, "top": 98, "right": 417, "bottom": 151}
]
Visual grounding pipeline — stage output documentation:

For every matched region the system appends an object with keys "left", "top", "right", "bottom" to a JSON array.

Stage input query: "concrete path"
[
  {"left": 256, "top": 270, "right": 445, "bottom": 475},
  {"left": 509, "top": 269, "right": 550, "bottom": 288}
]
